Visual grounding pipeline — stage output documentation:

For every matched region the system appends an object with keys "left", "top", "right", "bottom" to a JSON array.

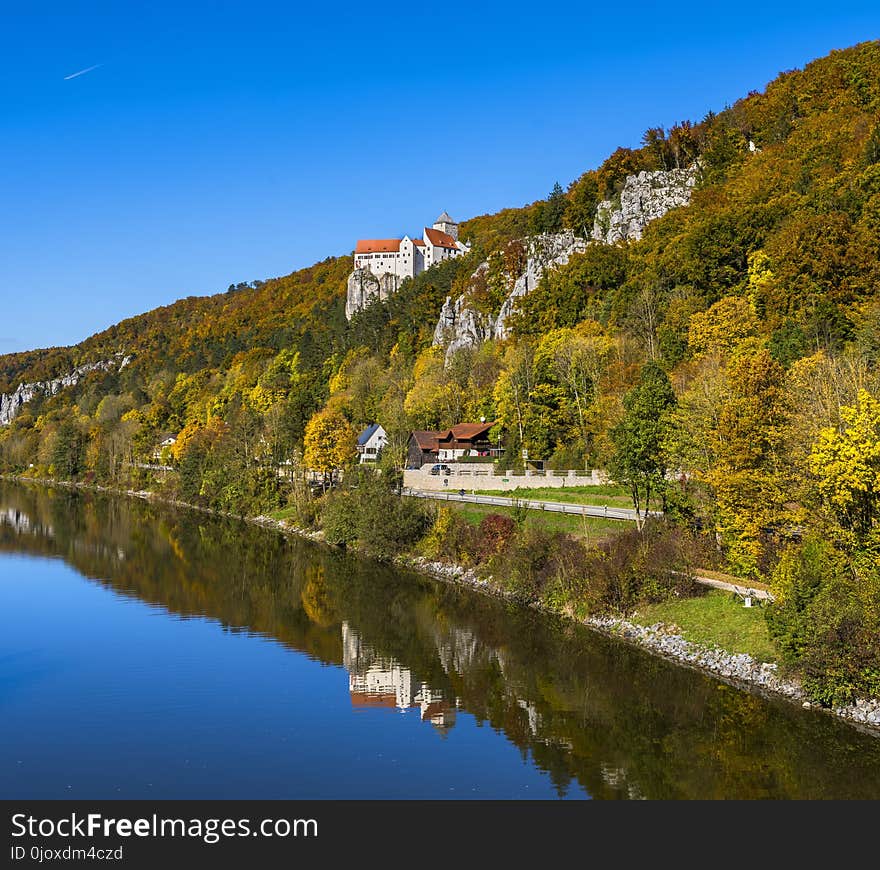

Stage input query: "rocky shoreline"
[
  {"left": 401, "top": 556, "right": 880, "bottom": 737},
  {"left": 5, "top": 474, "right": 879, "bottom": 737}
]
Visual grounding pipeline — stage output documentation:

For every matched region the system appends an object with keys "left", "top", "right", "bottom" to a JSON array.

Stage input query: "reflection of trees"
[{"left": 4, "top": 481, "right": 880, "bottom": 799}]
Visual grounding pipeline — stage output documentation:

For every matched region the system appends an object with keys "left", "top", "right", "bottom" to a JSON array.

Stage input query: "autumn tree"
[
  {"left": 809, "top": 389, "right": 880, "bottom": 546},
  {"left": 303, "top": 409, "right": 357, "bottom": 489}
]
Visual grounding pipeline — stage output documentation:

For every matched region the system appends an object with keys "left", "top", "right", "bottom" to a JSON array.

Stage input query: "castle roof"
[
  {"left": 424, "top": 227, "right": 458, "bottom": 249},
  {"left": 355, "top": 238, "right": 400, "bottom": 254},
  {"left": 435, "top": 211, "right": 456, "bottom": 224}
]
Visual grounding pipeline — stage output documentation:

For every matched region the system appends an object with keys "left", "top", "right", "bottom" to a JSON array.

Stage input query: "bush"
[
  {"left": 485, "top": 526, "right": 567, "bottom": 601},
  {"left": 321, "top": 490, "right": 360, "bottom": 546},
  {"left": 476, "top": 513, "right": 516, "bottom": 559},
  {"left": 766, "top": 538, "right": 880, "bottom": 705},
  {"left": 420, "top": 506, "right": 478, "bottom": 565},
  {"left": 319, "top": 470, "right": 432, "bottom": 559},
  {"left": 574, "top": 520, "right": 699, "bottom": 615}
]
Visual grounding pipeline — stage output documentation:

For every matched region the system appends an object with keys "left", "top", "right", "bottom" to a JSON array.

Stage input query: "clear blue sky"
[{"left": 1, "top": 2, "right": 878, "bottom": 354}]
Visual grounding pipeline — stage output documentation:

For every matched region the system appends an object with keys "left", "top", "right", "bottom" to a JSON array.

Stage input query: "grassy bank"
[
  {"left": 473, "top": 484, "right": 635, "bottom": 509},
  {"left": 445, "top": 500, "right": 623, "bottom": 539},
  {"left": 631, "top": 590, "right": 777, "bottom": 662}
]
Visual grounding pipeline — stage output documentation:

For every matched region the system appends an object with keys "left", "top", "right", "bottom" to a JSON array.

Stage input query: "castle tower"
[{"left": 433, "top": 211, "right": 458, "bottom": 242}]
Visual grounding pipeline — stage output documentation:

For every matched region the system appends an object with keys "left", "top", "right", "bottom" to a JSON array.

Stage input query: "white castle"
[{"left": 353, "top": 211, "right": 470, "bottom": 282}]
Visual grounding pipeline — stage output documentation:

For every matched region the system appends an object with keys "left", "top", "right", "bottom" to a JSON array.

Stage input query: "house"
[
  {"left": 406, "top": 422, "right": 498, "bottom": 468},
  {"left": 407, "top": 430, "right": 440, "bottom": 469},
  {"left": 151, "top": 433, "right": 177, "bottom": 461},
  {"left": 436, "top": 422, "right": 497, "bottom": 461},
  {"left": 357, "top": 423, "right": 387, "bottom": 463},
  {"left": 353, "top": 212, "right": 470, "bottom": 283}
]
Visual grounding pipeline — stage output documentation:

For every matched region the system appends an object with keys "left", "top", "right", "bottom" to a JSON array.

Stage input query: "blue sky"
[{"left": 1, "top": 2, "right": 878, "bottom": 354}]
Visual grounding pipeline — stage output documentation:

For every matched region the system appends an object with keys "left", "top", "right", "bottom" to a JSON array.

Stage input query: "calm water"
[{"left": 1, "top": 483, "right": 880, "bottom": 799}]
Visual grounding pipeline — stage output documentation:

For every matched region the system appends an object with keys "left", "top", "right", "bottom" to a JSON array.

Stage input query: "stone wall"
[{"left": 404, "top": 463, "right": 609, "bottom": 492}]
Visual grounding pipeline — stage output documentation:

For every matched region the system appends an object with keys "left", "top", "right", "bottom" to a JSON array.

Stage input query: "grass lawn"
[
  {"left": 445, "top": 500, "right": 624, "bottom": 540},
  {"left": 631, "top": 590, "right": 778, "bottom": 662},
  {"left": 473, "top": 484, "right": 638, "bottom": 510},
  {"left": 267, "top": 505, "right": 299, "bottom": 522}
]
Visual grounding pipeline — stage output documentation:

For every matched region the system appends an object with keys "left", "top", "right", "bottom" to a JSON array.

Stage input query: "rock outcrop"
[
  {"left": 431, "top": 231, "right": 589, "bottom": 357},
  {"left": 493, "top": 231, "right": 588, "bottom": 340},
  {"left": 345, "top": 269, "right": 399, "bottom": 320},
  {"left": 591, "top": 164, "right": 699, "bottom": 245},
  {"left": 433, "top": 295, "right": 495, "bottom": 358},
  {"left": 0, "top": 355, "right": 131, "bottom": 425}
]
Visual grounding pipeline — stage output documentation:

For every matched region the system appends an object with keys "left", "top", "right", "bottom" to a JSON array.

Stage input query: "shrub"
[
  {"left": 576, "top": 520, "right": 699, "bottom": 615},
  {"left": 319, "top": 470, "right": 432, "bottom": 560},
  {"left": 486, "top": 526, "right": 564, "bottom": 601},
  {"left": 420, "top": 506, "right": 477, "bottom": 564},
  {"left": 765, "top": 538, "right": 880, "bottom": 705},
  {"left": 321, "top": 490, "right": 359, "bottom": 547},
  {"left": 476, "top": 513, "right": 516, "bottom": 559}
]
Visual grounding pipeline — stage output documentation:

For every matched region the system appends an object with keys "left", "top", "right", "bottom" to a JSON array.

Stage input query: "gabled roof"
[
  {"left": 437, "top": 422, "right": 495, "bottom": 442},
  {"left": 357, "top": 423, "right": 382, "bottom": 446},
  {"left": 410, "top": 430, "right": 440, "bottom": 451},
  {"left": 412, "top": 238, "right": 425, "bottom": 246},
  {"left": 435, "top": 211, "right": 456, "bottom": 224},
  {"left": 355, "top": 239, "right": 401, "bottom": 254},
  {"left": 424, "top": 227, "right": 458, "bottom": 249}
]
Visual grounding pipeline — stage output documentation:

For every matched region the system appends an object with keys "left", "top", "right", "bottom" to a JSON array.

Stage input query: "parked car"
[{"left": 430, "top": 464, "right": 452, "bottom": 476}]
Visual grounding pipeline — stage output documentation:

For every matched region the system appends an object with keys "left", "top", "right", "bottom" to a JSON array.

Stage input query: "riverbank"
[{"left": 4, "top": 473, "right": 879, "bottom": 736}]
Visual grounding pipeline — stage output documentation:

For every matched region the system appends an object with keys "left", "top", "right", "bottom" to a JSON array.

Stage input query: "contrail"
[{"left": 63, "top": 63, "right": 102, "bottom": 81}]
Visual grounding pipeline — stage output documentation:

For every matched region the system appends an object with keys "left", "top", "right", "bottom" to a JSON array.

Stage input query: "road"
[{"left": 402, "top": 487, "right": 660, "bottom": 523}]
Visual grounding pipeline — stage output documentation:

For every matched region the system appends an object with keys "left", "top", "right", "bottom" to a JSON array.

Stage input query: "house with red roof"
[{"left": 406, "top": 421, "right": 499, "bottom": 468}]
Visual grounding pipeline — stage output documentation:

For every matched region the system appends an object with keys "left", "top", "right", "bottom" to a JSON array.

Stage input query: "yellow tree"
[
  {"left": 303, "top": 409, "right": 357, "bottom": 488},
  {"left": 809, "top": 389, "right": 880, "bottom": 547}
]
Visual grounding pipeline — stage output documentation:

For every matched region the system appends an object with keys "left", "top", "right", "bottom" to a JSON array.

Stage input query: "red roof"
[
  {"left": 350, "top": 693, "right": 398, "bottom": 708},
  {"left": 423, "top": 227, "right": 458, "bottom": 248},
  {"left": 410, "top": 430, "right": 440, "bottom": 451},
  {"left": 355, "top": 239, "right": 401, "bottom": 254},
  {"left": 437, "top": 422, "right": 495, "bottom": 443},
  {"left": 412, "top": 239, "right": 425, "bottom": 246}
]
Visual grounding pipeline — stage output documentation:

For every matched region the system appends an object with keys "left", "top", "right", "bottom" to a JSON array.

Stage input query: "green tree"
[{"left": 609, "top": 363, "right": 677, "bottom": 528}]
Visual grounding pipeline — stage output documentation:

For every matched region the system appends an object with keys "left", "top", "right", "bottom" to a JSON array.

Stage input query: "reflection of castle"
[
  {"left": 0, "top": 507, "right": 52, "bottom": 536},
  {"left": 342, "top": 622, "right": 457, "bottom": 733}
]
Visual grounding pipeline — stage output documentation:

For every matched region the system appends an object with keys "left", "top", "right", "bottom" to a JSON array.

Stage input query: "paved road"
[{"left": 403, "top": 487, "right": 660, "bottom": 523}]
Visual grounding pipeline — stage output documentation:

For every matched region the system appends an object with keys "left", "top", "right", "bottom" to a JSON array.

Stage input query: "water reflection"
[
  {"left": 343, "top": 622, "right": 457, "bottom": 733},
  {"left": 3, "top": 481, "right": 880, "bottom": 799}
]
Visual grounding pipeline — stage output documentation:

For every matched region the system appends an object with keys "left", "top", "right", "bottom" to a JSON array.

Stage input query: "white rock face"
[
  {"left": 493, "top": 231, "right": 588, "bottom": 340},
  {"left": 345, "top": 269, "right": 399, "bottom": 320},
  {"left": 591, "top": 164, "right": 699, "bottom": 245},
  {"left": 431, "top": 231, "right": 589, "bottom": 355},
  {"left": 433, "top": 293, "right": 495, "bottom": 358},
  {"left": 0, "top": 355, "right": 131, "bottom": 425}
]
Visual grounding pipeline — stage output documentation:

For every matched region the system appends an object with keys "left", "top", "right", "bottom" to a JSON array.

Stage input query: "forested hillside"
[{"left": 4, "top": 41, "right": 880, "bottom": 705}]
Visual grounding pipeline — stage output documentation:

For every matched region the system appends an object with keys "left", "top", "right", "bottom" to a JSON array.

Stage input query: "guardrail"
[{"left": 402, "top": 488, "right": 660, "bottom": 523}]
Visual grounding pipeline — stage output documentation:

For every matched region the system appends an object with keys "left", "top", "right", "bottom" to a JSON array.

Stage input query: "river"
[{"left": 2, "top": 481, "right": 879, "bottom": 799}]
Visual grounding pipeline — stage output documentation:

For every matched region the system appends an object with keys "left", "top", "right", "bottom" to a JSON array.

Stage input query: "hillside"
[{"left": 3, "top": 40, "right": 880, "bottom": 704}]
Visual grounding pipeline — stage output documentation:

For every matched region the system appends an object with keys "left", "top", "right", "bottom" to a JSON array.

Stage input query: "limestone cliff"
[
  {"left": 432, "top": 231, "right": 588, "bottom": 358},
  {"left": 492, "top": 231, "right": 588, "bottom": 340},
  {"left": 433, "top": 288, "right": 495, "bottom": 358},
  {"left": 345, "top": 269, "right": 399, "bottom": 320},
  {"left": 591, "top": 164, "right": 699, "bottom": 245},
  {"left": 0, "top": 355, "right": 131, "bottom": 425}
]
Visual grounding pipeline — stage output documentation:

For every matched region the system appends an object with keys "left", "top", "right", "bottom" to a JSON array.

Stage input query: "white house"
[
  {"left": 353, "top": 212, "right": 469, "bottom": 282},
  {"left": 152, "top": 434, "right": 177, "bottom": 460},
  {"left": 356, "top": 423, "right": 388, "bottom": 463}
]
